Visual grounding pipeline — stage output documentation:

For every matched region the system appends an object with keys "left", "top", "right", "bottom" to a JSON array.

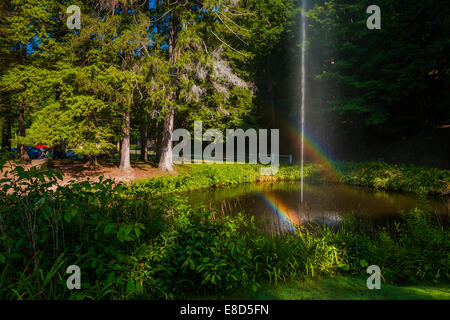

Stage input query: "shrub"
[
  {"left": 127, "top": 198, "right": 343, "bottom": 299},
  {"left": 0, "top": 163, "right": 448, "bottom": 300},
  {"left": 128, "top": 164, "right": 313, "bottom": 197},
  {"left": 334, "top": 209, "right": 450, "bottom": 283},
  {"left": 335, "top": 162, "right": 450, "bottom": 195},
  {"left": 0, "top": 165, "right": 162, "bottom": 299}
]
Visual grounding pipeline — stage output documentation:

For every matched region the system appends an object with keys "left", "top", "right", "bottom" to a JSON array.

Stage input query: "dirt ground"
[{"left": 1, "top": 159, "right": 178, "bottom": 186}]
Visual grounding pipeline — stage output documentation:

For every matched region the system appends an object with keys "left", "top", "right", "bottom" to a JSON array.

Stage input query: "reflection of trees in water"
[
  {"left": 294, "top": 201, "right": 342, "bottom": 229},
  {"left": 191, "top": 181, "right": 449, "bottom": 233},
  {"left": 432, "top": 196, "right": 449, "bottom": 226},
  {"left": 446, "top": 198, "right": 450, "bottom": 225},
  {"left": 447, "top": 197, "right": 450, "bottom": 215},
  {"left": 217, "top": 197, "right": 244, "bottom": 217}
]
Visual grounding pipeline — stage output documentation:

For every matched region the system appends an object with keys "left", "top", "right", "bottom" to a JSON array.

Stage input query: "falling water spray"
[{"left": 300, "top": 0, "right": 307, "bottom": 203}]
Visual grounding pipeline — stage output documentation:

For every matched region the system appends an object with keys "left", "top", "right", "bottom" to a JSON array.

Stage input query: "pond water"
[{"left": 187, "top": 181, "right": 449, "bottom": 233}]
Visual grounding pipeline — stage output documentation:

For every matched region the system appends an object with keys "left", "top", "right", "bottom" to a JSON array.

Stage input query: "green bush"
[
  {"left": 128, "top": 162, "right": 449, "bottom": 197},
  {"left": 125, "top": 200, "right": 450, "bottom": 299},
  {"left": 335, "top": 162, "right": 450, "bottom": 195},
  {"left": 334, "top": 209, "right": 450, "bottom": 283},
  {"left": 0, "top": 163, "right": 448, "bottom": 300},
  {"left": 127, "top": 198, "right": 343, "bottom": 299},
  {"left": 0, "top": 165, "right": 162, "bottom": 299},
  {"left": 128, "top": 164, "right": 313, "bottom": 197}
]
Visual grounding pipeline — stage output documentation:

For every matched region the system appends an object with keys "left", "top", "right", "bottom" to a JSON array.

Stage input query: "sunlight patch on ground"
[{"left": 220, "top": 276, "right": 450, "bottom": 300}]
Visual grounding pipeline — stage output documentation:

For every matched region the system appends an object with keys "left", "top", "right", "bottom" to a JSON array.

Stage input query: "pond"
[{"left": 187, "top": 181, "right": 449, "bottom": 233}]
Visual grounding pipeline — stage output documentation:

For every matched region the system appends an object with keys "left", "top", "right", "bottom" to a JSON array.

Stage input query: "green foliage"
[
  {"left": 0, "top": 163, "right": 448, "bottom": 300},
  {"left": 307, "top": 0, "right": 450, "bottom": 136},
  {"left": 1, "top": 0, "right": 261, "bottom": 159},
  {"left": 128, "top": 199, "right": 342, "bottom": 299},
  {"left": 128, "top": 164, "right": 313, "bottom": 197},
  {"left": 335, "top": 162, "right": 450, "bottom": 195},
  {"left": 0, "top": 164, "right": 162, "bottom": 299},
  {"left": 335, "top": 209, "right": 450, "bottom": 284}
]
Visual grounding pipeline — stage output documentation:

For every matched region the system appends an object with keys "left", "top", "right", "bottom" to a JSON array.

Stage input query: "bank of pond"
[{"left": 0, "top": 162, "right": 448, "bottom": 299}]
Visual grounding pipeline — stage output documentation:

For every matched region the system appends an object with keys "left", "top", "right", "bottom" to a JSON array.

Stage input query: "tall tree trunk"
[
  {"left": 158, "top": 107, "right": 174, "bottom": 171},
  {"left": 155, "top": 120, "right": 162, "bottom": 162},
  {"left": 16, "top": 44, "right": 30, "bottom": 162},
  {"left": 140, "top": 116, "right": 148, "bottom": 162},
  {"left": 1, "top": 103, "right": 12, "bottom": 153},
  {"left": 119, "top": 108, "right": 131, "bottom": 170},
  {"left": 17, "top": 103, "right": 30, "bottom": 163},
  {"left": 158, "top": 11, "right": 179, "bottom": 172}
]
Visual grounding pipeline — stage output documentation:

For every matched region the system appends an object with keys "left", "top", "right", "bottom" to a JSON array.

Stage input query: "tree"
[
  {"left": 0, "top": 0, "right": 56, "bottom": 162},
  {"left": 147, "top": 0, "right": 256, "bottom": 171},
  {"left": 307, "top": 0, "right": 450, "bottom": 151},
  {"left": 1, "top": 0, "right": 301, "bottom": 170},
  {"left": 3, "top": 1, "right": 148, "bottom": 168}
]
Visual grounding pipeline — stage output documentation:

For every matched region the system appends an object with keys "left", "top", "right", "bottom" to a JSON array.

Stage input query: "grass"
[
  {"left": 335, "top": 161, "right": 450, "bottom": 195},
  {"left": 216, "top": 276, "right": 450, "bottom": 300},
  {"left": 128, "top": 163, "right": 314, "bottom": 197},
  {"left": 127, "top": 161, "right": 450, "bottom": 197}
]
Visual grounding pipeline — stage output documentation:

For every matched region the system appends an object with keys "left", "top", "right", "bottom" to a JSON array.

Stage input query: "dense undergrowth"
[
  {"left": 335, "top": 162, "right": 450, "bottom": 195},
  {"left": 128, "top": 162, "right": 450, "bottom": 197},
  {"left": 0, "top": 163, "right": 448, "bottom": 299},
  {"left": 128, "top": 164, "right": 314, "bottom": 197}
]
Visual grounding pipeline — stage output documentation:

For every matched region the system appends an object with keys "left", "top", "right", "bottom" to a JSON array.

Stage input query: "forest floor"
[{"left": 0, "top": 159, "right": 179, "bottom": 186}]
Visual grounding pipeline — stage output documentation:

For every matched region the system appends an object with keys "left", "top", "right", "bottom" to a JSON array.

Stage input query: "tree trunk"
[
  {"left": 155, "top": 120, "right": 162, "bottom": 162},
  {"left": 1, "top": 103, "right": 12, "bottom": 153},
  {"left": 158, "top": 107, "right": 174, "bottom": 172},
  {"left": 86, "top": 155, "right": 98, "bottom": 168},
  {"left": 158, "top": 11, "right": 179, "bottom": 172},
  {"left": 140, "top": 117, "right": 148, "bottom": 162},
  {"left": 119, "top": 108, "right": 131, "bottom": 170},
  {"left": 53, "top": 143, "right": 64, "bottom": 159},
  {"left": 17, "top": 103, "right": 30, "bottom": 163}
]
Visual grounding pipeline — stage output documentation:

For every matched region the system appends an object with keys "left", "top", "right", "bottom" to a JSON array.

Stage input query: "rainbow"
[
  {"left": 257, "top": 118, "right": 342, "bottom": 229},
  {"left": 258, "top": 191, "right": 302, "bottom": 231},
  {"left": 279, "top": 118, "right": 342, "bottom": 180}
]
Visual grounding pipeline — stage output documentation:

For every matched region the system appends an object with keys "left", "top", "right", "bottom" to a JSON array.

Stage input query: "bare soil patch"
[{"left": 1, "top": 159, "right": 179, "bottom": 187}]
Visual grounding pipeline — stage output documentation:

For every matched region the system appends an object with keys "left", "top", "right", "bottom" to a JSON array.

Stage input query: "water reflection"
[{"left": 187, "top": 181, "right": 448, "bottom": 233}]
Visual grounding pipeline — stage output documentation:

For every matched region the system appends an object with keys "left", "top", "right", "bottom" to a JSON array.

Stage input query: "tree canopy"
[{"left": 1, "top": 0, "right": 449, "bottom": 168}]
